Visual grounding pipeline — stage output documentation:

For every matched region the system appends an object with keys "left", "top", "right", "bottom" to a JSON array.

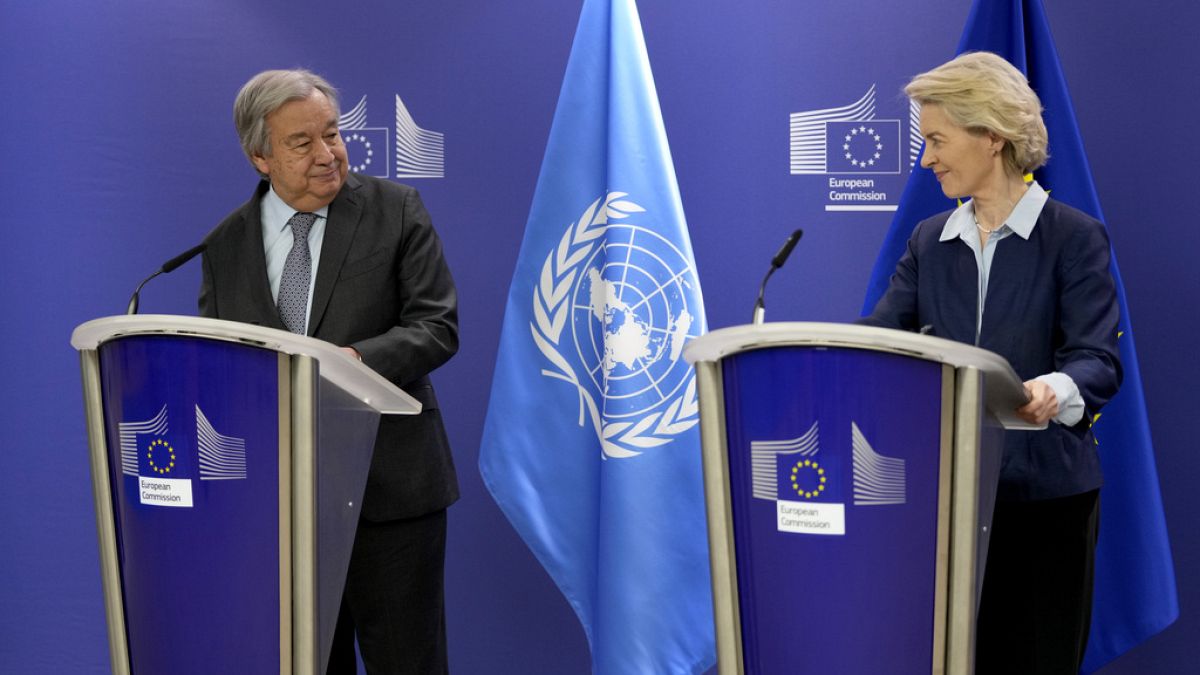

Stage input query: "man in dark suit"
[{"left": 199, "top": 69, "right": 458, "bottom": 674}]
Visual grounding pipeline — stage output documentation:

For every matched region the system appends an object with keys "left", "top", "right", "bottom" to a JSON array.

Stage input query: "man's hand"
[
  {"left": 1016, "top": 379, "right": 1059, "bottom": 425},
  {"left": 341, "top": 346, "right": 362, "bottom": 361}
]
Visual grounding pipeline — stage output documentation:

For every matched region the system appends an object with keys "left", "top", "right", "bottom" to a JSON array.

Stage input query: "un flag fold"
[
  {"left": 861, "top": 1, "right": 1178, "bottom": 671},
  {"left": 479, "top": 0, "right": 715, "bottom": 673}
]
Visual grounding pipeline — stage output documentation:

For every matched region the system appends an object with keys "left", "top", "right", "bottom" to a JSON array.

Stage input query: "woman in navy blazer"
[{"left": 862, "top": 52, "right": 1121, "bottom": 674}]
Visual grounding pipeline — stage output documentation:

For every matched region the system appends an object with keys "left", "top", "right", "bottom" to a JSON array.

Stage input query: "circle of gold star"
[
  {"left": 346, "top": 132, "right": 374, "bottom": 172},
  {"left": 146, "top": 438, "right": 177, "bottom": 475},
  {"left": 842, "top": 126, "right": 884, "bottom": 167},
  {"left": 790, "top": 459, "right": 827, "bottom": 499}
]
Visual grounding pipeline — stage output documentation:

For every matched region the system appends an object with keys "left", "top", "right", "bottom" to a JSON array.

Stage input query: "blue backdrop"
[{"left": 1, "top": 1, "right": 1194, "bottom": 672}]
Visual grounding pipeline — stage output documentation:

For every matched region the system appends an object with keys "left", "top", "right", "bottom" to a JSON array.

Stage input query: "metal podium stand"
[
  {"left": 684, "top": 322, "right": 1039, "bottom": 675},
  {"left": 71, "top": 315, "right": 420, "bottom": 675}
]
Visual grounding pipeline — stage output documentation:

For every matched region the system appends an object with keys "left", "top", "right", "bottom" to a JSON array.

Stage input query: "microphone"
[
  {"left": 126, "top": 243, "right": 207, "bottom": 314},
  {"left": 752, "top": 229, "right": 803, "bottom": 325}
]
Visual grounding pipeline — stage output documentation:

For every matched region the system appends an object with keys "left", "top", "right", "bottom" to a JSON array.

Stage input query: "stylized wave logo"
[
  {"left": 118, "top": 405, "right": 168, "bottom": 477},
  {"left": 750, "top": 420, "right": 819, "bottom": 500},
  {"left": 790, "top": 86, "right": 878, "bottom": 174},
  {"left": 196, "top": 405, "right": 247, "bottom": 480},
  {"left": 340, "top": 96, "right": 370, "bottom": 130},
  {"left": 339, "top": 96, "right": 389, "bottom": 177},
  {"left": 908, "top": 100, "right": 923, "bottom": 169},
  {"left": 394, "top": 95, "right": 444, "bottom": 179},
  {"left": 851, "top": 421, "right": 906, "bottom": 505}
]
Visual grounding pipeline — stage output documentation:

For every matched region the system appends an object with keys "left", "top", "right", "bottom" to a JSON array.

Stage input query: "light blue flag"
[
  {"left": 479, "top": 1, "right": 715, "bottom": 673},
  {"left": 862, "top": 1, "right": 1178, "bottom": 671}
]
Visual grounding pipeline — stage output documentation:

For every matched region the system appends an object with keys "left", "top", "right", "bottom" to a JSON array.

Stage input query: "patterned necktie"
[{"left": 277, "top": 212, "right": 317, "bottom": 334}]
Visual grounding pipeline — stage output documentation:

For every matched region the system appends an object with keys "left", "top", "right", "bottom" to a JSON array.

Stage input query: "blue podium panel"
[
  {"left": 721, "top": 346, "right": 945, "bottom": 674},
  {"left": 98, "top": 336, "right": 281, "bottom": 674}
]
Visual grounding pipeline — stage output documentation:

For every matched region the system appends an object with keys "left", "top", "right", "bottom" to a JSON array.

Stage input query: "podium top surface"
[
  {"left": 685, "top": 322, "right": 1040, "bottom": 430},
  {"left": 71, "top": 315, "right": 420, "bottom": 415}
]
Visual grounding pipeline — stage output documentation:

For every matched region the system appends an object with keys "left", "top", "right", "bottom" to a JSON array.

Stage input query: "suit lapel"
[
  {"left": 237, "top": 182, "right": 288, "bottom": 330},
  {"left": 308, "top": 175, "right": 362, "bottom": 336},
  {"left": 942, "top": 239, "right": 982, "bottom": 344}
]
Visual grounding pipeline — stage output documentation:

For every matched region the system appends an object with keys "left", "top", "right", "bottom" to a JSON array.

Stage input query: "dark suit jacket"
[
  {"left": 861, "top": 198, "right": 1121, "bottom": 501},
  {"left": 200, "top": 173, "right": 459, "bottom": 520}
]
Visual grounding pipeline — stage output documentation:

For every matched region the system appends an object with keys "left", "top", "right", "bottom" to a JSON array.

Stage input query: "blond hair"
[{"left": 905, "top": 52, "right": 1048, "bottom": 176}]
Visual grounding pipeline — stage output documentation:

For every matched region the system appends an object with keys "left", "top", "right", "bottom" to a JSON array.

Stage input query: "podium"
[
  {"left": 70, "top": 315, "right": 421, "bottom": 675},
  {"left": 683, "top": 323, "right": 1040, "bottom": 675}
]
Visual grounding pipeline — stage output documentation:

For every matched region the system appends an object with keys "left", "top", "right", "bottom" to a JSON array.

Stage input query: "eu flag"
[
  {"left": 342, "top": 128, "right": 389, "bottom": 178},
  {"left": 861, "top": 1, "right": 1178, "bottom": 671},
  {"left": 825, "top": 120, "right": 902, "bottom": 174},
  {"left": 479, "top": 0, "right": 715, "bottom": 672}
]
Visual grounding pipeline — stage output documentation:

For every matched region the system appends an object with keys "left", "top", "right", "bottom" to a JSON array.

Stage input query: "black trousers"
[
  {"left": 975, "top": 490, "right": 1100, "bottom": 675},
  {"left": 327, "top": 509, "right": 449, "bottom": 675}
]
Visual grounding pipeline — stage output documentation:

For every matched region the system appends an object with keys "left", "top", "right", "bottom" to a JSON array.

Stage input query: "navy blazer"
[
  {"left": 862, "top": 198, "right": 1121, "bottom": 501},
  {"left": 200, "top": 174, "right": 460, "bottom": 520}
]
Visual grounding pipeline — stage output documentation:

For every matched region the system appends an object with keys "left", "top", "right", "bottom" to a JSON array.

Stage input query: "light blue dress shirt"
[
  {"left": 938, "top": 181, "right": 1084, "bottom": 426},
  {"left": 261, "top": 186, "right": 327, "bottom": 335}
]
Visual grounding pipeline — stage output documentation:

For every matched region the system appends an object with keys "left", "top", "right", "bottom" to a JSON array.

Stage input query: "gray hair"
[
  {"left": 905, "top": 52, "right": 1048, "bottom": 176},
  {"left": 233, "top": 69, "right": 340, "bottom": 172}
]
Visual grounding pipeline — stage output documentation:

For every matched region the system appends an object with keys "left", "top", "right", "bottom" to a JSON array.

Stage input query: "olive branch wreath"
[{"left": 529, "top": 192, "right": 699, "bottom": 459}]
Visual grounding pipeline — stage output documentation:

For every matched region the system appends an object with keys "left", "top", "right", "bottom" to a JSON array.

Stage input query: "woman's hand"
[{"left": 1017, "top": 379, "right": 1059, "bottom": 425}]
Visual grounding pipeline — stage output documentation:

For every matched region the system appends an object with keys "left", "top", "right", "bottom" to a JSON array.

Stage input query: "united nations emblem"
[{"left": 531, "top": 192, "right": 703, "bottom": 459}]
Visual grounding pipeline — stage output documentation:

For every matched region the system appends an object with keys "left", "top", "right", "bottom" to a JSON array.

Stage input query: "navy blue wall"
[{"left": 0, "top": 1, "right": 1194, "bottom": 672}]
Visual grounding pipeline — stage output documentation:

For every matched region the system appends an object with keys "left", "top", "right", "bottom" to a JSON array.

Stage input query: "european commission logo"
[
  {"left": 118, "top": 405, "right": 248, "bottom": 508},
  {"left": 826, "top": 121, "right": 901, "bottom": 173},
  {"left": 339, "top": 94, "right": 445, "bottom": 179},
  {"left": 751, "top": 420, "right": 907, "bottom": 535},
  {"left": 789, "top": 85, "right": 924, "bottom": 212}
]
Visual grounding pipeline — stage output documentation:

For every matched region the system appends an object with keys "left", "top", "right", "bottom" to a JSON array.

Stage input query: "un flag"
[{"left": 479, "top": 1, "right": 715, "bottom": 673}]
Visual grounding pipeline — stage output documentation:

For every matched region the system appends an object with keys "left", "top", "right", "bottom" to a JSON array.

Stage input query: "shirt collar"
[
  {"left": 938, "top": 180, "right": 1049, "bottom": 242},
  {"left": 262, "top": 184, "right": 330, "bottom": 233}
]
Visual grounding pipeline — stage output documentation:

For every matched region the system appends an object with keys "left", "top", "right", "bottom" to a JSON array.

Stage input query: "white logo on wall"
[
  {"left": 750, "top": 420, "right": 820, "bottom": 500},
  {"left": 196, "top": 405, "right": 247, "bottom": 480},
  {"left": 531, "top": 193, "right": 702, "bottom": 459},
  {"left": 339, "top": 94, "right": 445, "bottom": 179},
  {"left": 752, "top": 420, "right": 907, "bottom": 535},
  {"left": 118, "top": 405, "right": 248, "bottom": 507},
  {"left": 790, "top": 85, "right": 922, "bottom": 212},
  {"left": 850, "top": 421, "right": 907, "bottom": 505}
]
